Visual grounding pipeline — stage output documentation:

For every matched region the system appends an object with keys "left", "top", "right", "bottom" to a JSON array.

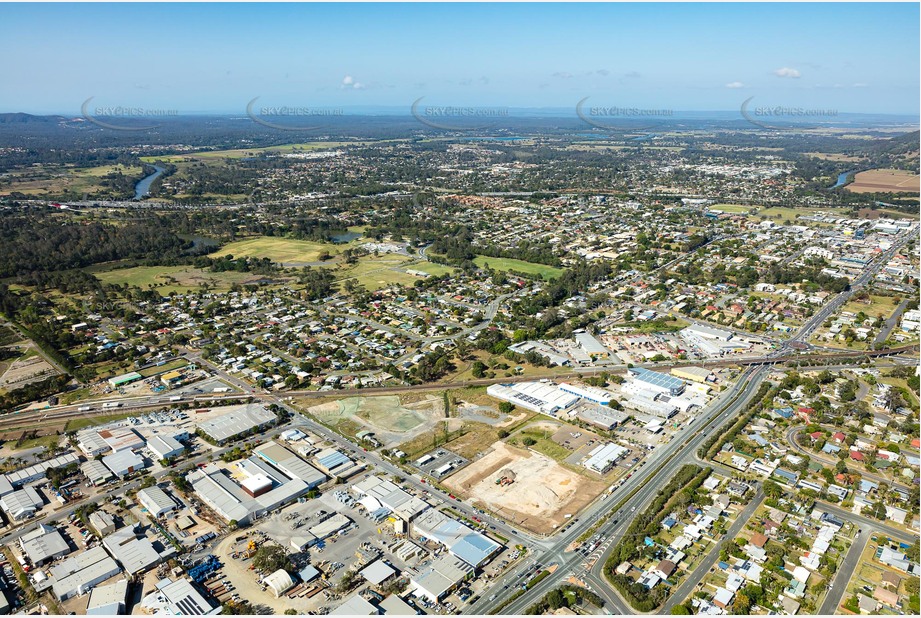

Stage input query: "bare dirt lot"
[
  {"left": 443, "top": 442, "right": 606, "bottom": 534},
  {"left": 846, "top": 169, "right": 920, "bottom": 193},
  {"left": 0, "top": 352, "right": 57, "bottom": 390}
]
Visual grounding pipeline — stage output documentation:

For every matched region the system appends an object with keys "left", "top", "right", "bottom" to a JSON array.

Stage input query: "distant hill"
[{"left": 0, "top": 112, "right": 70, "bottom": 124}]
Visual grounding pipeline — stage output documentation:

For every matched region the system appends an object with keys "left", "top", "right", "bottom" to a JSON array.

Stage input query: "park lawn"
[
  {"left": 749, "top": 206, "right": 816, "bottom": 221},
  {"left": 138, "top": 358, "right": 189, "bottom": 378},
  {"left": 337, "top": 254, "right": 418, "bottom": 290},
  {"left": 409, "top": 262, "right": 457, "bottom": 277},
  {"left": 710, "top": 203, "right": 751, "bottom": 214},
  {"left": 212, "top": 237, "right": 350, "bottom": 263},
  {"left": 841, "top": 294, "right": 900, "bottom": 320},
  {"left": 94, "top": 265, "right": 259, "bottom": 294},
  {"left": 472, "top": 256, "right": 563, "bottom": 280}
]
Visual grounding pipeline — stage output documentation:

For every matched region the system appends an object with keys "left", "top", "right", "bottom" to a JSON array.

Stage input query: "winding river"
[{"left": 133, "top": 165, "right": 166, "bottom": 199}]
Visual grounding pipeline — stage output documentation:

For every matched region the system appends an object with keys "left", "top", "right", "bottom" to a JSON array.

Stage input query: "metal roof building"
[
  {"left": 628, "top": 367, "right": 686, "bottom": 396},
  {"left": 103, "top": 525, "right": 172, "bottom": 575},
  {"left": 103, "top": 450, "right": 146, "bottom": 478},
  {"left": 0, "top": 486, "right": 43, "bottom": 520},
  {"left": 81, "top": 460, "right": 114, "bottom": 486},
  {"left": 331, "top": 592, "right": 378, "bottom": 615},
  {"left": 146, "top": 435, "right": 185, "bottom": 461},
  {"left": 486, "top": 382, "right": 580, "bottom": 415},
  {"left": 410, "top": 554, "right": 473, "bottom": 602},
  {"left": 6, "top": 453, "right": 80, "bottom": 487},
  {"left": 360, "top": 560, "right": 396, "bottom": 586},
  {"left": 254, "top": 441, "right": 326, "bottom": 489},
  {"left": 141, "top": 577, "right": 219, "bottom": 615},
  {"left": 21, "top": 525, "right": 70, "bottom": 565},
  {"left": 137, "top": 486, "right": 177, "bottom": 517},
  {"left": 574, "top": 331, "right": 611, "bottom": 357},
  {"left": 351, "top": 475, "right": 428, "bottom": 521},
  {"left": 412, "top": 508, "right": 502, "bottom": 568},
  {"left": 196, "top": 405, "right": 277, "bottom": 443},
  {"left": 86, "top": 579, "right": 128, "bottom": 615},
  {"left": 50, "top": 546, "right": 122, "bottom": 601},
  {"left": 582, "top": 442, "right": 630, "bottom": 474}
]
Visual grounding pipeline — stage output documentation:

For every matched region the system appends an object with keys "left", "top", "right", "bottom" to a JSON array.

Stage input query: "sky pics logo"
[
  {"left": 740, "top": 97, "right": 839, "bottom": 130},
  {"left": 246, "top": 97, "right": 344, "bottom": 131},
  {"left": 411, "top": 97, "right": 509, "bottom": 131},
  {"left": 81, "top": 97, "right": 178, "bottom": 131}
]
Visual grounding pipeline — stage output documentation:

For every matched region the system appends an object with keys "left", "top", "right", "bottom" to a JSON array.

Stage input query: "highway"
[{"left": 464, "top": 365, "right": 770, "bottom": 614}]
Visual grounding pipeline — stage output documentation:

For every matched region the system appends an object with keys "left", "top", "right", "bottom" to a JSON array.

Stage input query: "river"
[
  {"left": 830, "top": 170, "right": 856, "bottom": 189},
  {"left": 133, "top": 165, "right": 166, "bottom": 199}
]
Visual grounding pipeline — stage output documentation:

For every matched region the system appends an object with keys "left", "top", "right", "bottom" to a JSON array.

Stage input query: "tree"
[
  {"left": 522, "top": 437, "right": 537, "bottom": 447},
  {"left": 498, "top": 401, "right": 515, "bottom": 414},
  {"left": 671, "top": 604, "right": 692, "bottom": 615},
  {"left": 471, "top": 361, "right": 487, "bottom": 379},
  {"left": 253, "top": 545, "right": 291, "bottom": 573},
  {"left": 497, "top": 430, "right": 509, "bottom": 439}
]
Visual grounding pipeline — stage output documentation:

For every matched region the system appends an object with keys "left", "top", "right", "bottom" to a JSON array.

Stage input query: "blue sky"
[{"left": 1, "top": 2, "right": 918, "bottom": 116}]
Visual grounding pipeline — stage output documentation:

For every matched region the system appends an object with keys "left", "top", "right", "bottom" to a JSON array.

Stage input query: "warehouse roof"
[
  {"left": 143, "top": 577, "right": 216, "bottom": 616},
  {"left": 51, "top": 546, "right": 121, "bottom": 600},
  {"left": 331, "top": 592, "right": 378, "bottom": 615},
  {"left": 0, "top": 486, "right": 43, "bottom": 518},
  {"left": 86, "top": 579, "right": 128, "bottom": 615},
  {"left": 103, "top": 526, "right": 168, "bottom": 575},
  {"left": 103, "top": 450, "right": 146, "bottom": 476},
  {"left": 254, "top": 442, "right": 326, "bottom": 487},
  {"left": 147, "top": 435, "right": 184, "bottom": 459},
  {"left": 81, "top": 459, "right": 114, "bottom": 483},
  {"left": 137, "top": 486, "right": 177, "bottom": 514},
  {"left": 6, "top": 453, "right": 80, "bottom": 486},
  {"left": 196, "top": 405, "right": 276, "bottom": 442},
  {"left": 629, "top": 367, "right": 685, "bottom": 391},
  {"left": 360, "top": 560, "right": 396, "bottom": 585},
  {"left": 21, "top": 526, "right": 69, "bottom": 564}
]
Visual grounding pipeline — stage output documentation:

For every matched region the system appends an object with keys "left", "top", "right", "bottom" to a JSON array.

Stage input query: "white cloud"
[
  {"left": 773, "top": 67, "right": 801, "bottom": 78},
  {"left": 341, "top": 75, "right": 364, "bottom": 90},
  {"left": 852, "top": 82, "right": 868, "bottom": 88},
  {"left": 725, "top": 81, "right": 745, "bottom": 89},
  {"left": 552, "top": 71, "right": 573, "bottom": 79}
]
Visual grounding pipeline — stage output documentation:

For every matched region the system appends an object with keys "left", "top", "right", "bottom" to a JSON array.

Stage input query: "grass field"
[
  {"left": 408, "top": 262, "right": 456, "bottom": 277},
  {"left": 138, "top": 358, "right": 189, "bottom": 378},
  {"left": 472, "top": 256, "right": 563, "bottom": 279},
  {"left": 709, "top": 203, "right": 751, "bottom": 214},
  {"left": 94, "top": 265, "right": 260, "bottom": 294},
  {"left": 212, "top": 237, "right": 353, "bottom": 264},
  {"left": 0, "top": 164, "right": 144, "bottom": 197},
  {"left": 750, "top": 206, "right": 838, "bottom": 222},
  {"left": 841, "top": 294, "right": 900, "bottom": 319},
  {"left": 140, "top": 141, "right": 371, "bottom": 163},
  {"left": 336, "top": 254, "right": 417, "bottom": 289}
]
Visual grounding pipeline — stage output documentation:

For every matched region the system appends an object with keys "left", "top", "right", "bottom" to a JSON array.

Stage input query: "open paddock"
[{"left": 846, "top": 169, "right": 920, "bottom": 194}]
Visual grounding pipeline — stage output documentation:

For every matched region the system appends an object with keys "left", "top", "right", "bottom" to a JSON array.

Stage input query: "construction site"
[{"left": 442, "top": 442, "right": 607, "bottom": 535}]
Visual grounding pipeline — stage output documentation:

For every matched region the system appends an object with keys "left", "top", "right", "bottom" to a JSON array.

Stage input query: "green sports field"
[{"left": 472, "top": 256, "right": 563, "bottom": 279}]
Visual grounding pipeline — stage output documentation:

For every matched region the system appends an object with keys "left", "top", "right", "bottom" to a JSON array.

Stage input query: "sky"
[{"left": 1, "top": 2, "right": 918, "bottom": 116}]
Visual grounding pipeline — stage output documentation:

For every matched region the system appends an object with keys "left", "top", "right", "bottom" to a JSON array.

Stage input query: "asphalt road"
[
  {"left": 660, "top": 487, "right": 765, "bottom": 613},
  {"left": 818, "top": 529, "right": 870, "bottom": 615},
  {"left": 468, "top": 366, "right": 769, "bottom": 614}
]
